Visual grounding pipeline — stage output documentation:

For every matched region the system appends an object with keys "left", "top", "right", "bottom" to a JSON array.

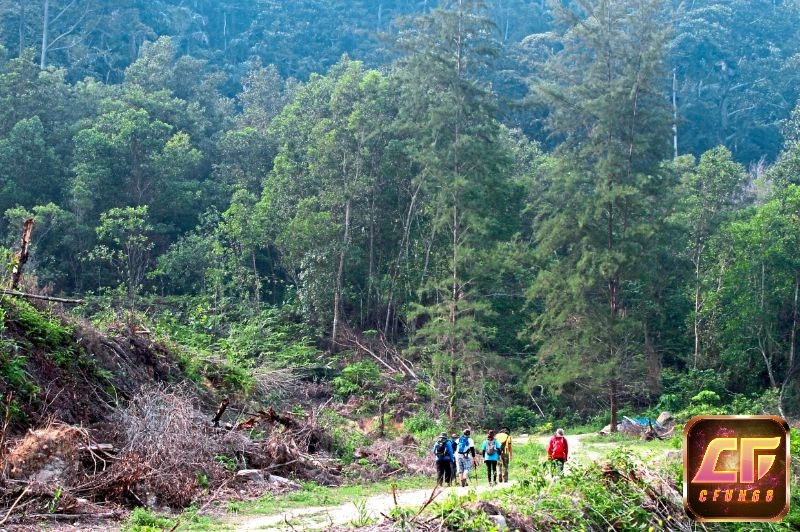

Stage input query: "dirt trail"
[
  {"left": 232, "top": 435, "right": 600, "bottom": 530},
  {"left": 234, "top": 481, "right": 516, "bottom": 531},
  {"left": 535, "top": 432, "right": 603, "bottom": 461}
]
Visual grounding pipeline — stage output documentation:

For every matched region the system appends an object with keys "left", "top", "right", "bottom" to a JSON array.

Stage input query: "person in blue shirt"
[
  {"left": 481, "top": 429, "right": 500, "bottom": 486},
  {"left": 432, "top": 431, "right": 454, "bottom": 486}
]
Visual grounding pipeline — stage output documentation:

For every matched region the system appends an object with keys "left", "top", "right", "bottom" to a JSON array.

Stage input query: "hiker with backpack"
[
  {"left": 455, "top": 428, "right": 476, "bottom": 487},
  {"left": 547, "top": 428, "right": 569, "bottom": 474},
  {"left": 495, "top": 427, "right": 512, "bottom": 482},
  {"left": 450, "top": 433, "right": 459, "bottom": 483},
  {"left": 432, "top": 431, "right": 455, "bottom": 486},
  {"left": 481, "top": 429, "right": 500, "bottom": 486}
]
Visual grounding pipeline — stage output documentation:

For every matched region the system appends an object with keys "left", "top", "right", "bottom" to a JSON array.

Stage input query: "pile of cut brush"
[{"left": 0, "top": 384, "right": 343, "bottom": 526}]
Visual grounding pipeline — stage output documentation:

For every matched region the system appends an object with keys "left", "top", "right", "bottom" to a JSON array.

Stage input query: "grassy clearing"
[{"left": 225, "top": 475, "right": 432, "bottom": 516}]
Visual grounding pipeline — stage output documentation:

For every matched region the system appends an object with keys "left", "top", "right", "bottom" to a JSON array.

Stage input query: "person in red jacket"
[{"left": 547, "top": 428, "right": 569, "bottom": 474}]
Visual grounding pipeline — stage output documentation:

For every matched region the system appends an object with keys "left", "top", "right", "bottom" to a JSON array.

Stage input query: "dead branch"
[
  {"left": 212, "top": 398, "right": 229, "bottom": 427},
  {"left": 0, "top": 289, "right": 84, "bottom": 304},
  {"left": 414, "top": 485, "right": 442, "bottom": 520},
  {"left": 10, "top": 218, "right": 33, "bottom": 289},
  {"left": 337, "top": 326, "right": 400, "bottom": 374},
  {"left": 0, "top": 484, "right": 31, "bottom": 526}
]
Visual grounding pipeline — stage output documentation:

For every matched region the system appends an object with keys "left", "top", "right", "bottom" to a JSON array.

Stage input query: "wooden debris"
[
  {"left": 10, "top": 217, "right": 34, "bottom": 289},
  {"left": 212, "top": 398, "right": 230, "bottom": 427},
  {"left": 234, "top": 407, "right": 301, "bottom": 431},
  {"left": 0, "top": 289, "right": 85, "bottom": 305}
]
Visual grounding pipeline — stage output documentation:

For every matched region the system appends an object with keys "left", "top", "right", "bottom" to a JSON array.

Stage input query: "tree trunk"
[
  {"left": 448, "top": 364, "right": 457, "bottom": 421},
  {"left": 644, "top": 322, "right": 661, "bottom": 394},
  {"left": 251, "top": 252, "right": 260, "bottom": 306},
  {"left": 367, "top": 194, "right": 375, "bottom": 327},
  {"left": 11, "top": 218, "right": 34, "bottom": 290},
  {"left": 693, "top": 253, "right": 702, "bottom": 367},
  {"left": 672, "top": 68, "right": 678, "bottom": 159},
  {"left": 332, "top": 198, "right": 351, "bottom": 347},
  {"left": 757, "top": 261, "right": 778, "bottom": 389},
  {"left": 779, "top": 273, "right": 799, "bottom": 418},
  {"left": 40, "top": 0, "right": 49, "bottom": 69},
  {"left": 609, "top": 379, "right": 618, "bottom": 433},
  {"left": 18, "top": 1, "right": 25, "bottom": 57},
  {"left": 384, "top": 182, "right": 421, "bottom": 337}
]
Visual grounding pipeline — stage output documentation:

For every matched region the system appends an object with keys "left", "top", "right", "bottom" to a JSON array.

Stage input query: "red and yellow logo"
[{"left": 683, "top": 415, "right": 791, "bottom": 521}]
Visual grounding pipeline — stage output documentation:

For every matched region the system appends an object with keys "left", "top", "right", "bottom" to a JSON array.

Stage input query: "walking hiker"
[
  {"left": 495, "top": 426, "right": 512, "bottom": 482},
  {"left": 432, "top": 431, "right": 454, "bottom": 486},
  {"left": 481, "top": 429, "right": 500, "bottom": 486},
  {"left": 455, "top": 428, "right": 476, "bottom": 487},
  {"left": 450, "top": 433, "right": 459, "bottom": 483},
  {"left": 547, "top": 428, "right": 569, "bottom": 474}
]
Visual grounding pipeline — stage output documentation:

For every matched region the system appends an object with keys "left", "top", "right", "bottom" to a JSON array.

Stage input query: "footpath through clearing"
[
  {"left": 233, "top": 480, "right": 516, "bottom": 530},
  {"left": 231, "top": 434, "right": 602, "bottom": 530}
]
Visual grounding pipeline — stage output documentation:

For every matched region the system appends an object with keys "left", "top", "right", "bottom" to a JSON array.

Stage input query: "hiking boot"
[{"left": 460, "top": 479, "right": 466, "bottom": 487}]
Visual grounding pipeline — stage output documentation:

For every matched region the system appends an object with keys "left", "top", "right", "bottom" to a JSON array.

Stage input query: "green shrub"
[
  {"left": 661, "top": 367, "right": 728, "bottom": 410},
  {"left": 691, "top": 390, "right": 720, "bottom": 405},
  {"left": 0, "top": 308, "right": 40, "bottom": 404},
  {"left": 404, "top": 411, "right": 438, "bottom": 434},
  {"left": 533, "top": 421, "right": 553, "bottom": 435},
  {"left": 319, "top": 409, "right": 369, "bottom": 463},
  {"left": 123, "top": 507, "right": 173, "bottom": 531},
  {"left": 331, "top": 360, "right": 380, "bottom": 399},
  {"left": 222, "top": 306, "right": 320, "bottom": 367},
  {"left": 5, "top": 299, "right": 72, "bottom": 349},
  {"left": 503, "top": 405, "right": 537, "bottom": 431},
  {"left": 414, "top": 381, "right": 434, "bottom": 400},
  {"left": 676, "top": 389, "right": 726, "bottom": 420}
]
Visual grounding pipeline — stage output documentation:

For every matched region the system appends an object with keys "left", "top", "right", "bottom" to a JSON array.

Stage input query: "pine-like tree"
[
  {"left": 528, "top": 0, "right": 673, "bottom": 430},
  {"left": 396, "top": 0, "right": 514, "bottom": 420}
]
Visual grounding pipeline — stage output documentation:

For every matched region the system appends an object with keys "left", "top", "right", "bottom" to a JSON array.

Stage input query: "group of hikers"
[
  {"left": 431, "top": 427, "right": 513, "bottom": 487},
  {"left": 432, "top": 427, "right": 569, "bottom": 486}
]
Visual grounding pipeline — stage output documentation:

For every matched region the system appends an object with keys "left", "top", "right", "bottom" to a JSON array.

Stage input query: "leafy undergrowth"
[{"left": 0, "top": 296, "right": 175, "bottom": 429}]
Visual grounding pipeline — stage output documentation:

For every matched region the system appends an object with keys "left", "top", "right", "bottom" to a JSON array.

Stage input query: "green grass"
[
  {"left": 123, "top": 506, "right": 220, "bottom": 531},
  {"left": 226, "top": 475, "right": 432, "bottom": 516},
  {"left": 503, "top": 440, "right": 547, "bottom": 480}
]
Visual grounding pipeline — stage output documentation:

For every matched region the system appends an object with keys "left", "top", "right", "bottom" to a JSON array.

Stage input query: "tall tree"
[
  {"left": 704, "top": 185, "right": 800, "bottom": 417},
  {"left": 396, "top": 0, "right": 513, "bottom": 420},
  {"left": 528, "top": 0, "right": 673, "bottom": 429},
  {"left": 672, "top": 147, "right": 747, "bottom": 367}
]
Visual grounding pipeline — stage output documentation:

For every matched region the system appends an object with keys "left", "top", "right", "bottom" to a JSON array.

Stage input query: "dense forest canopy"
[{"left": 1, "top": 0, "right": 799, "bottom": 426}]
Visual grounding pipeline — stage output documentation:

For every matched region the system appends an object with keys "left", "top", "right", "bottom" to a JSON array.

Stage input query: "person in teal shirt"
[{"left": 481, "top": 429, "right": 500, "bottom": 486}]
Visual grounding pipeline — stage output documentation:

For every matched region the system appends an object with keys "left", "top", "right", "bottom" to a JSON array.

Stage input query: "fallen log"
[{"left": 0, "top": 289, "right": 85, "bottom": 305}]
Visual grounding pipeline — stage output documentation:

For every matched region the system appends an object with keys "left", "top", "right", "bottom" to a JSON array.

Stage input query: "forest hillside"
[{"left": 0, "top": 1, "right": 799, "bottom": 529}]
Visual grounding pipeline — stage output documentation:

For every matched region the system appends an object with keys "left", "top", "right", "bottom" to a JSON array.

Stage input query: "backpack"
[
  {"left": 457, "top": 435, "right": 470, "bottom": 453},
  {"left": 551, "top": 436, "right": 567, "bottom": 459},
  {"left": 496, "top": 433, "right": 509, "bottom": 454},
  {"left": 486, "top": 439, "right": 497, "bottom": 455},
  {"left": 434, "top": 438, "right": 448, "bottom": 459}
]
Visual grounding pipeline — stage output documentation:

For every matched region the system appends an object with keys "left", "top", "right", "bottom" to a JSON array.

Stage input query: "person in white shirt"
[{"left": 455, "top": 428, "right": 476, "bottom": 487}]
